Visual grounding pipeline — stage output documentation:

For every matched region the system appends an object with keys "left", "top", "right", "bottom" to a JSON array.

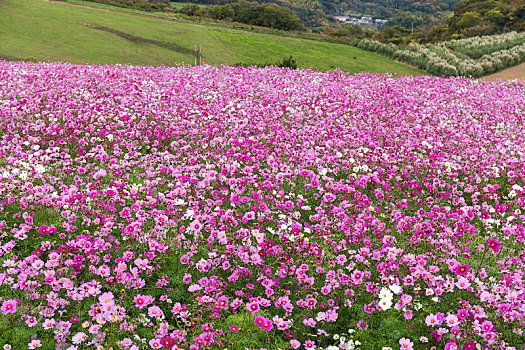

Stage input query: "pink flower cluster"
[{"left": 0, "top": 61, "right": 524, "bottom": 350}]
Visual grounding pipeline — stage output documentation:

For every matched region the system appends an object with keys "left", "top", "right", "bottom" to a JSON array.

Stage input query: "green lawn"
[{"left": 0, "top": 0, "right": 424, "bottom": 75}]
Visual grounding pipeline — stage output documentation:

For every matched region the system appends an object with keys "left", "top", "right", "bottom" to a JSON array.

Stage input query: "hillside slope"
[{"left": 0, "top": 0, "right": 423, "bottom": 75}]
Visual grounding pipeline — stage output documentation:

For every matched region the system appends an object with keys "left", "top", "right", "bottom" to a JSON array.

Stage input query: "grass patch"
[{"left": 0, "top": 0, "right": 425, "bottom": 74}]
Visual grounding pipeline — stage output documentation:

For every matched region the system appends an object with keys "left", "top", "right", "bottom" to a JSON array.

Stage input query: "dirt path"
[
  {"left": 482, "top": 62, "right": 525, "bottom": 81},
  {"left": 79, "top": 22, "right": 194, "bottom": 55}
]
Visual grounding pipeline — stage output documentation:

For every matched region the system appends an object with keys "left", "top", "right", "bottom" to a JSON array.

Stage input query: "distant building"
[
  {"left": 341, "top": 16, "right": 388, "bottom": 29},
  {"left": 333, "top": 16, "right": 349, "bottom": 22},
  {"left": 332, "top": 14, "right": 388, "bottom": 29}
]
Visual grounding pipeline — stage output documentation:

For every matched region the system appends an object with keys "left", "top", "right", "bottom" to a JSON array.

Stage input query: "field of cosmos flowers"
[{"left": 0, "top": 61, "right": 524, "bottom": 350}]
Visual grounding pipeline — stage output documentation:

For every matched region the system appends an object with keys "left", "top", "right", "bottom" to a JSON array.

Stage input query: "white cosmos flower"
[
  {"left": 379, "top": 287, "right": 393, "bottom": 301},
  {"left": 379, "top": 298, "right": 392, "bottom": 311},
  {"left": 389, "top": 284, "right": 402, "bottom": 295}
]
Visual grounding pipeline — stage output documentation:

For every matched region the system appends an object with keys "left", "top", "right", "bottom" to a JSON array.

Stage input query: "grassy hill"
[{"left": 0, "top": 0, "right": 423, "bottom": 75}]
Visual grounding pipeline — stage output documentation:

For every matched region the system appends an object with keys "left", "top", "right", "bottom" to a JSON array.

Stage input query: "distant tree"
[
  {"left": 422, "top": 23, "right": 449, "bottom": 42},
  {"left": 386, "top": 11, "right": 437, "bottom": 31},
  {"left": 373, "top": 25, "right": 410, "bottom": 44},
  {"left": 456, "top": 11, "right": 481, "bottom": 29},
  {"left": 323, "top": 23, "right": 364, "bottom": 38},
  {"left": 229, "top": 2, "right": 301, "bottom": 30},
  {"left": 209, "top": 5, "right": 235, "bottom": 19},
  {"left": 180, "top": 3, "right": 204, "bottom": 16}
]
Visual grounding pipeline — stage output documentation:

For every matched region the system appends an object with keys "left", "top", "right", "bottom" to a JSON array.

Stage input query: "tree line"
[{"left": 178, "top": 1, "right": 301, "bottom": 30}]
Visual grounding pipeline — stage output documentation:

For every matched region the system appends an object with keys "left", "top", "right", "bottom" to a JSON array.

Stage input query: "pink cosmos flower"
[
  {"left": 148, "top": 305, "right": 165, "bottom": 320},
  {"left": 364, "top": 303, "right": 373, "bottom": 314},
  {"left": 72, "top": 332, "right": 88, "bottom": 344},
  {"left": 134, "top": 295, "right": 146, "bottom": 308},
  {"left": 28, "top": 340, "right": 42, "bottom": 349},
  {"left": 455, "top": 276, "right": 471, "bottom": 290},
  {"left": 25, "top": 316, "right": 38, "bottom": 327},
  {"left": 149, "top": 338, "right": 162, "bottom": 349},
  {"left": 425, "top": 314, "right": 439, "bottom": 327},
  {"left": 201, "top": 323, "right": 213, "bottom": 332},
  {"left": 457, "top": 309, "right": 468, "bottom": 320},
  {"left": 98, "top": 292, "right": 115, "bottom": 307},
  {"left": 399, "top": 337, "right": 414, "bottom": 349},
  {"left": 246, "top": 301, "right": 260, "bottom": 314},
  {"left": 304, "top": 340, "right": 316, "bottom": 349},
  {"left": 42, "top": 319, "right": 55, "bottom": 329},
  {"left": 1, "top": 300, "right": 17, "bottom": 315},
  {"left": 445, "top": 314, "right": 459, "bottom": 327},
  {"left": 262, "top": 318, "right": 273, "bottom": 331},
  {"left": 481, "top": 320, "right": 493, "bottom": 332},
  {"left": 357, "top": 319, "right": 368, "bottom": 330},
  {"left": 134, "top": 294, "right": 153, "bottom": 309},
  {"left": 254, "top": 316, "right": 266, "bottom": 329},
  {"left": 182, "top": 273, "right": 192, "bottom": 284},
  {"left": 290, "top": 340, "right": 301, "bottom": 349},
  {"left": 303, "top": 317, "right": 316, "bottom": 327}
]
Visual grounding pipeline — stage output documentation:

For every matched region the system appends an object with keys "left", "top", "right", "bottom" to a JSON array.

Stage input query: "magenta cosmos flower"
[
  {"left": 160, "top": 336, "right": 174, "bottom": 349},
  {"left": 455, "top": 264, "right": 469, "bottom": 275},
  {"left": 134, "top": 294, "right": 149, "bottom": 309},
  {"left": 464, "top": 341, "right": 476, "bottom": 350},
  {"left": 486, "top": 238, "right": 502, "bottom": 253},
  {"left": 254, "top": 316, "right": 268, "bottom": 329}
]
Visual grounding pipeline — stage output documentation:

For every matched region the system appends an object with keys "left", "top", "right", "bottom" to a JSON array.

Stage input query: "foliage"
[
  {"left": 384, "top": 11, "right": 438, "bottom": 32},
  {"left": 22, "top": 56, "right": 39, "bottom": 63},
  {"left": 323, "top": 23, "right": 365, "bottom": 39},
  {"left": 184, "top": 1, "right": 302, "bottom": 30},
  {"left": 78, "top": 0, "right": 170, "bottom": 11},
  {"left": 419, "top": 0, "right": 525, "bottom": 41},
  {"left": 234, "top": 54, "right": 297, "bottom": 68},
  {"left": 179, "top": 2, "right": 205, "bottom": 16},
  {"left": 372, "top": 25, "right": 410, "bottom": 44}
]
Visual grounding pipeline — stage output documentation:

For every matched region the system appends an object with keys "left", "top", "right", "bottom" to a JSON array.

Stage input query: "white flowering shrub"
[
  {"left": 445, "top": 31, "right": 525, "bottom": 59},
  {"left": 357, "top": 32, "right": 525, "bottom": 77}
]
